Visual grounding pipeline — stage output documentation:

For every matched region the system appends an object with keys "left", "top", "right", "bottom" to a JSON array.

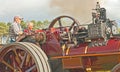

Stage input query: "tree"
[
  {"left": 0, "top": 22, "right": 9, "bottom": 44},
  {"left": 0, "top": 22, "right": 9, "bottom": 36},
  {"left": 42, "top": 20, "right": 50, "bottom": 28},
  {"left": 36, "top": 21, "right": 43, "bottom": 29},
  {"left": 21, "top": 21, "right": 27, "bottom": 29}
]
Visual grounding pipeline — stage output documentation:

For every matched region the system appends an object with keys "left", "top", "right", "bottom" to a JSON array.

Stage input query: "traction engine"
[{"left": 0, "top": 2, "right": 120, "bottom": 72}]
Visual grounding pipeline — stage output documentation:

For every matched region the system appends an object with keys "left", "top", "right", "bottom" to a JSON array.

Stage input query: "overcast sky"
[{"left": 0, "top": 0, "right": 120, "bottom": 23}]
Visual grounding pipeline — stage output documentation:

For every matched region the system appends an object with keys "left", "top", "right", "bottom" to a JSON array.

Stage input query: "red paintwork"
[
  {"left": 38, "top": 30, "right": 62, "bottom": 57},
  {"left": 69, "top": 39, "right": 120, "bottom": 55},
  {"left": 36, "top": 29, "right": 120, "bottom": 57},
  {"left": 35, "top": 29, "right": 43, "bottom": 33}
]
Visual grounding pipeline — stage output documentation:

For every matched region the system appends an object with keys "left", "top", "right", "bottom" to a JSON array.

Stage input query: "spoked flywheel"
[{"left": 0, "top": 42, "right": 51, "bottom": 72}]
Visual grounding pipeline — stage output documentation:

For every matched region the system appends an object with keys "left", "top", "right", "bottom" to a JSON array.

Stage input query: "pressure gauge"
[
  {"left": 112, "top": 25, "right": 118, "bottom": 35},
  {"left": 106, "top": 27, "right": 111, "bottom": 34}
]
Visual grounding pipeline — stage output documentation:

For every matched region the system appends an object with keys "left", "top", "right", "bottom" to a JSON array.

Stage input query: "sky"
[{"left": 0, "top": 0, "right": 120, "bottom": 24}]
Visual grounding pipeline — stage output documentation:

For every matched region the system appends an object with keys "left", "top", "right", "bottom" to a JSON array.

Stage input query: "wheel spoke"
[
  {"left": 58, "top": 19, "right": 63, "bottom": 31},
  {"left": 25, "top": 54, "right": 31, "bottom": 66},
  {"left": 1, "top": 60, "right": 14, "bottom": 71},
  {"left": 69, "top": 21, "right": 75, "bottom": 31},
  {"left": 25, "top": 64, "right": 36, "bottom": 72},
  {"left": 58, "top": 19, "right": 62, "bottom": 27},
  {"left": 20, "top": 52, "right": 27, "bottom": 68},
  {"left": 13, "top": 49, "right": 21, "bottom": 65},
  {"left": 17, "top": 67, "right": 22, "bottom": 72}
]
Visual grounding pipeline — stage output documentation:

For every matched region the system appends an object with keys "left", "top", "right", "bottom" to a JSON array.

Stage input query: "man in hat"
[{"left": 9, "top": 15, "right": 23, "bottom": 42}]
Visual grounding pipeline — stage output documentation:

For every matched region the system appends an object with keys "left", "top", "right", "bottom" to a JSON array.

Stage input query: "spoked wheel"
[{"left": 0, "top": 42, "right": 51, "bottom": 72}]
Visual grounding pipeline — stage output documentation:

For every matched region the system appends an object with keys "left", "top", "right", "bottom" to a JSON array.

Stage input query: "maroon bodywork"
[{"left": 34, "top": 24, "right": 120, "bottom": 72}]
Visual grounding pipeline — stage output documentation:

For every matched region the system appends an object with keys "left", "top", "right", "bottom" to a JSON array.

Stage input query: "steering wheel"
[{"left": 49, "top": 15, "right": 80, "bottom": 44}]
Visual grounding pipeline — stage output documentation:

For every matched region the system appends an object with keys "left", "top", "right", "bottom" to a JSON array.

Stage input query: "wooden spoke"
[
  {"left": 20, "top": 52, "right": 27, "bottom": 68},
  {"left": 17, "top": 67, "right": 22, "bottom": 72},
  {"left": 1, "top": 60, "right": 14, "bottom": 71},
  {"left": 25, "top": 64, "right": 36, "bottom": 72},
  {"left": 25, "top": 54, "right": 31, "bottom": 66},
  {"left": 13, "top": 49, "right": 21, "bottom": 65}
]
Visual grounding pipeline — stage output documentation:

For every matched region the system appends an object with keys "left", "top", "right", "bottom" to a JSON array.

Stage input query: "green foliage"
[
  {"left": 21, "top": 21, "right": 27, "bottom": 29},
  {"left": 41, "top": 20, "right": 50, "bottom": 29},
  {"left": 118, "top": 28, "right": 120, "bottom": 33},
  {"left": 7, "top": 22, "right": 11, "bottom": 26},
  {"left": 0, "top": 22, "right": 9, "bottom": 36},
  {"left": 36, "top": 21, "right": 43, "bottom": 29},
  {"left": 33, "top": 20, "right": 41, "bottom": 29}
]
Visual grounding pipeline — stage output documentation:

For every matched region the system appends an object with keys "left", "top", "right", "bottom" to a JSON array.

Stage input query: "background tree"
[
  {"left": 36, "top": 21, "right": 43, "bottom": 29},
  {"left": 0, "top": 22, "right": 9, "bottom": 44},
  {"left": 42, "top": 20, "right": 50, "bottom": 29},
  {"left": 21, "top": 21, "right": 27, "bottom": 29},
  {"left": 0, "top": 22, "right": 9, "bottom": 36}
]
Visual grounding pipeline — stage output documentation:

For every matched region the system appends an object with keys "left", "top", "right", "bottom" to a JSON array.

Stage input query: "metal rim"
[
  {"left": 24, "top": 42, "right": 51, "bottom": 72},
  {"left": 111, "top": 63, "right": 120, "bottom": 72}
]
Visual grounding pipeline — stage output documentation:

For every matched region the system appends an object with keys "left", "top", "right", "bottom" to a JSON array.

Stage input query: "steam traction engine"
[{"left": 0, "top": 2, "right": 120, "bottom": 72}]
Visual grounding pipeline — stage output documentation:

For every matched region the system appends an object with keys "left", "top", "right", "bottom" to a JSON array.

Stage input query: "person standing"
[{"left": 9, "top": 16, "right": 23, "bottom": 42}]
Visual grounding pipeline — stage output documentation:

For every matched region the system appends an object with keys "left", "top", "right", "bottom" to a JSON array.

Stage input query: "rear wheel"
[
  {"left": 0, "top": 42, "right": 51, "bottom": 72},
  {"left": 111, "top": 63, "right": 120, "bottom": 72}
]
